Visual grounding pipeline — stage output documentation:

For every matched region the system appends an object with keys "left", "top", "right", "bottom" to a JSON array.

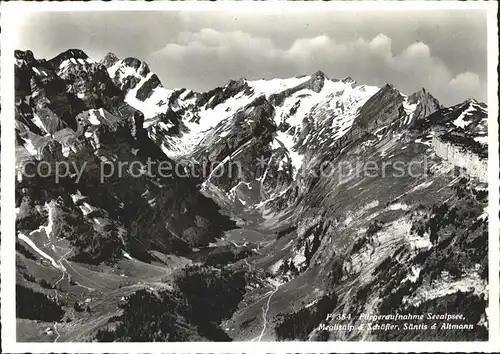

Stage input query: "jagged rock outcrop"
[
  {"left": 100, "top": 52, "right": 119, "bottom": 68},
  {"left": 14, "top": 50, "right": 236, "bottom": 265},
  {"left": 407, "top": 88, "right": 442, "bottom": 123}
]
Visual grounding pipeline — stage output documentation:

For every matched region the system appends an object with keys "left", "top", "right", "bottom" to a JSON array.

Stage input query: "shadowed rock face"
[
  {"left": 309, "top": 70, "right": 326, "bottom": 92},
  {"left": 123, "top": 57, "right": 151, "bottom": 76},
  {"left": 100, "top": 52, "right": 120, "bottom": 68},
  {"left": 136, "top": 74, "right": 162, "bottom": 101},
  {"left": 15, "top": 50, "right": 236, "bottom": 264},
  {"left": 269, "top": 70, "right": 327, "bottom": 106},
  {"left": 194, "top": 78, "right": 255, "bottom": 110},
  {"left": 408, "top": 88, "right": 442, "bottom": 124},
  {"left": 192, "top": 96, "right": 279, "bottom": 204},
  {"left": 354, "top": 83, "right": 405, "bottom": 133},
  {"left": 15, "top": 49, "right": 36, "bottom": 65},
  {"left": 45, "top": 49, "right": 90, "bottom": 69}
]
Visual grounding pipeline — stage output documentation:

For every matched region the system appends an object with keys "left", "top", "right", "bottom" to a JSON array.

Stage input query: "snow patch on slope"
[
  {"left": 453, "top": 104, "right": 476, "bottom": 129},
  {"left": 18, "top": 233, "right": 61, "bottom": 269},
  {"left": 248, "top": 76, "right": 310, "bottom": 97},
  {"left": 57, "top": 57, "right": 94, "bottom": 77},
  {"left": 157, "top": 89, "right": 255, "bottom": 159},
  {"left": 402, "top": 96, "right": 418, "bottom": 125},
  {"left": 124, "top": 72, "right": 173, "bottom": 121},
  {"left": 269, "top": 79, "right": 379, "bottom": 175},
  {"left": 271, "top": 134, "right": 303, "bottom": 174}
]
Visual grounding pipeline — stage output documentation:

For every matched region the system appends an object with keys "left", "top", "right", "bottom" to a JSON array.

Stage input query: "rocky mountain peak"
[
  {"left": 407, "top": 87, "right": 442, "bottom": 124},
  {"left": 101, "top": 52, "right": 120, "bottom": 68},
  {"left": 47, "top": 49, "right": 90, "bottom": 68},
  {"left": 15, "top": 49, "right": 35, "bottom": 61},
  {"left": 381, "top": 82, "right": 398, "bottom": 91},
  {"left": 307, "top": 70, "right": 326, "bottom": 93},
  {"left": 15, "top": 50, "right": 38, "bottom": 69},
  {"left": 226, "top": 78, "right": 249, "bottom": 91},
  {"left": 409, "top": 87, "right": 440, "bottom": 106},
  {"left": 341, "top": 76, "right": 356, "bottom": 84},
  {"left": 57, "top": 48, "right": 89, "bottom": 60},
  {"left": 105, "top": 56, "right": 156, "bottom": 97},
  {"left": 463, "top": 97, "right": 486, "bottom": 108},
  {"left": 311, "top": 70, "right": 326, "bottom": 79},
  {"left": 351, "top": 82, "right": 404, "bottom": 134},
  {"left": 122, "top": 57, "right": 150, "bottom": 74}
]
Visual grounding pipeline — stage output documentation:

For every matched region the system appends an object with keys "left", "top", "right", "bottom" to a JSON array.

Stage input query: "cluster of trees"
[
  {"left": 347, "top": 246, "right": 414, "bottom": 319},
  {"left": 275, "top": 294, "right": 338, "bottom": 341},
  {"left": 16, "top": 242, "right": 38, "bottom": 260},
  {"left": 191, "top": 246, "right": 253, "bottom": 268},
  {"left": 175, "top": 265, "right": 247, "bottom": 325},
  {"left": 378, "top": 291, "right": 487, "bottom": 341},
  {"left": 51, "top": 206, "right": 123, "bottom": 265},
  {"left": 95, "top": 265, "right": 247, "bottom": 342},
  {"left": 95, "top": 289, "right": 185, "bottom": 342},
  {"left": 16, "top": 285, "right": 64, "bottom": 322},
  {"left": 279, "top": 259, "right": 300, "bottom": 277},
  {"left": 409, "top": 176, "right": 488, "bottom": 281},
  {"left": 38, "top": 279, "right": 54, "bottom": 290}
]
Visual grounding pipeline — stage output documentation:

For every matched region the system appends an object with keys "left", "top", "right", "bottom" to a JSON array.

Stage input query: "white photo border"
[{"left": 1, "top": 1, "right": 498, "bottom": 353}]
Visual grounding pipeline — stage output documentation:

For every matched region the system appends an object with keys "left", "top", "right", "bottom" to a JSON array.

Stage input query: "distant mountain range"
[{"left": 14, "top": 48, "right": 489, "bottom": 342}]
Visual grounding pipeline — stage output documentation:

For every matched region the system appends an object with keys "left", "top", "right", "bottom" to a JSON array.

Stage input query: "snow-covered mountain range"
[{"left": 14, "top": 49, "right": 489, "bottom": 342}]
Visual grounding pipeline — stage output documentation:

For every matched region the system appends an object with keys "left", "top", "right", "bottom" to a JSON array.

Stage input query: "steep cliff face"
[
  {"left": 15, "top": 50, "right": 235, "bottom": 263},
  {"left": 412, "top": 98, "right": 488, "bottom": 183},
  {"left": 432, "top": 135, "right": 487, "bottom": 182},
  {"left": 218, "top": 90, "right": 488, "bottom": 341}
]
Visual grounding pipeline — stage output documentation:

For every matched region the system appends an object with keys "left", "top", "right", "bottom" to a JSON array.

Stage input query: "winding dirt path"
[
  {"left": 250, "top": 281, "right": 281, "bottom": 341},
  {"left": 244, "top": 258, "right": 252, "bottom": 272},
  {"left": 53, "top": 323, "right": 61, "bottom": 342}
]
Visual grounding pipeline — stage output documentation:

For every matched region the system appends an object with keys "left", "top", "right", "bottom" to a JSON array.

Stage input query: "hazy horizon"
[{"left": 16, "top": 10, "right": 488, "bottom": 106}]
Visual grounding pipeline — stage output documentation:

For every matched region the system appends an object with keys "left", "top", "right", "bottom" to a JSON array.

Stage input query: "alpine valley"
[{"left": 13, "top": 49, "right": 489, "bottom": 342}]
